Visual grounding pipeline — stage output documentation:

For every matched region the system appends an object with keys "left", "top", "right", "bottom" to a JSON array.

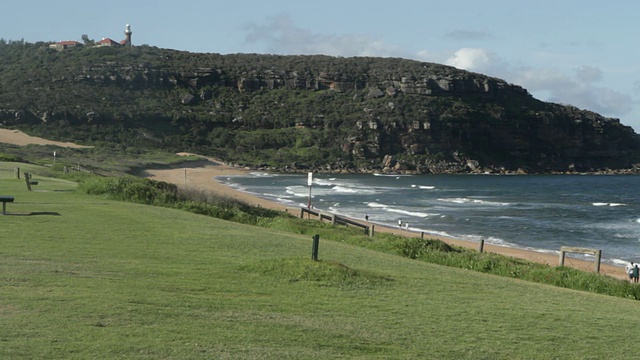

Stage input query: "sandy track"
[{"left": 0, "top": 128, "right": 92, "bottom": 148}]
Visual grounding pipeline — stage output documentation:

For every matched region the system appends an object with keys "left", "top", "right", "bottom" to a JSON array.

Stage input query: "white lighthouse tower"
[{"left": 124, "top": 23, "right": 132, "bottom": 46}]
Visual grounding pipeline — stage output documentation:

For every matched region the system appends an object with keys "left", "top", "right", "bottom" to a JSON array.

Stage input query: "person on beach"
[
  {"left": 626, "top": 262, "right": 635, "bottom": 282},
  {"left": 398, "top": 219, "right": 402, "bottom": 228},
  {"left": 365, "top": 214, "right": 369, "bottom": 222},
  {"left": 634, "top": 265, "right": 639, "bottom": 283}
]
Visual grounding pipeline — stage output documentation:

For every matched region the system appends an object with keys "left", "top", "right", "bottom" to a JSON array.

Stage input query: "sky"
[{"left": 3, "top": 0, "right": 640, "bottom": 131}]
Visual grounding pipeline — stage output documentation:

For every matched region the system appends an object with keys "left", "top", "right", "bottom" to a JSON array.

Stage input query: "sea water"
[{"left": 217, "top": 172, "right": 640, "bottom": 265}]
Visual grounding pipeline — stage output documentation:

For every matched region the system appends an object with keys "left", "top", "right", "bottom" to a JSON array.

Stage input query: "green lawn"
[{"left": 1, "top": 162, "right": 639, "bottom": 359}]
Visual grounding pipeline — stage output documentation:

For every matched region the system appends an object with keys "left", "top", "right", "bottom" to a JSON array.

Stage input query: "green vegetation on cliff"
[{"left": 1, "top": 40, "right": 639, "bottom": 173}]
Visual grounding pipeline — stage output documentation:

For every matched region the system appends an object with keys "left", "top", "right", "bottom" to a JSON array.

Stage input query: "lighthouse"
[{"left": 124, "top": 23, "right": 132, "bottom": 46}]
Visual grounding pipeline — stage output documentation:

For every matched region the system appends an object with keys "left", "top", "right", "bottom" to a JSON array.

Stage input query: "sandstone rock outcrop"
[{"left": 1, "top": 46, "right": 639, "bottom": 174}]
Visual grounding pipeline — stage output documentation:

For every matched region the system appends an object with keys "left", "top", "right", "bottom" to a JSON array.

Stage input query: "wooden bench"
[{"left": 0, "top": 196, "right": 15, "bottom": 215}]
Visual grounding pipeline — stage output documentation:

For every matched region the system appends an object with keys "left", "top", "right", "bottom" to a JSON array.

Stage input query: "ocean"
[{"left": 217, "top": 172, "right": 640, "bottom": 266}]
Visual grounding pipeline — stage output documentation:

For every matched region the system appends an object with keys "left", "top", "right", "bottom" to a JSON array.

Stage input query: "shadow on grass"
[{"left": 4, "top": 212, "right": 62, "bottom": 216}]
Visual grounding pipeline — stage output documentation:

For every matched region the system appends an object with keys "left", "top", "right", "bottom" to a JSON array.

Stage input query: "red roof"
[
  {"left": 96, "top": 38, "right": 120, "bottom": 46},
  {"left": 57, "top": 40, "right": 82, "bottom": 46}
]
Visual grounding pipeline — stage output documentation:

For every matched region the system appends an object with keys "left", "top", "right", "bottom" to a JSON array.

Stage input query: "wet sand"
[
  {"left": 142, "top": 153, "right": 628, "bottom": 281},
  {"left": 0, "top": 126, "right": 626, "bottom": 280},
  {"left": 0, "top": 128, "right": 628, "bottom": 280}
]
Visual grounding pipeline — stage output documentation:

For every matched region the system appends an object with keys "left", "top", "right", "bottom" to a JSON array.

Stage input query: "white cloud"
[
  {"left": 574, "top": 65, "right": 602, "bottom": 83},
  {"left": 244, "top": 13, "right": 405, "bottom": 58},
  {"left": 445, "top": 48, "right": 494, "bottom": 72},
  {"left": 510, "top": 67, "right": 632, "bottom": 115},
  {"left": 443, "top": 29, "right": 492, "bottom": 41},
  {"left": 244, "top": 15, "right": 635, "bottom": 122}
]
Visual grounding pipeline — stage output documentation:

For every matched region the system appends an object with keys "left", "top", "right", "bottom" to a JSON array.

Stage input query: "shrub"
[
  {"left": 0, "top": 153, "right": 22, "bottom": 162},
  {"left": 77, "top": 175, "right": 281, "bottom": 226},
  {"left": 392, "top": 237, "right": 460, "bottom": 259},
  {"left": 78, "top": 176, "right": 177, "bottom": 204},
  {"left": 75, "top": 174, "right": 640, "bottom": 302}
]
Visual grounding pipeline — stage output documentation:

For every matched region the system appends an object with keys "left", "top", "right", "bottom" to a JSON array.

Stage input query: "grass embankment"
[
  {"left": 2, "top": 163, "right": 640, "bottom": 359},
  {"left": 74, "top": 170, "right": 640, "bottom": 300},
  {"left": 0, "top": 141, "right": 201, "bottom": 176}
]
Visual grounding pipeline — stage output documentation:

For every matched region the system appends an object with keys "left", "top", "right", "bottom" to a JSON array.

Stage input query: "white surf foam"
[
  {"left": 314, "top": 178, "right": 335, "bottom": 186},
  {"left": 593, "top": 202, "right": 627, "bottom": 207},
  {"left": 373, "top": 173, "right": 413, "bottom": 177},
  {"left": 438, "top": 197, "right": 510, "bottom": 206},
  {"left": 248, "top": 171, "right": 277, "bottom": 177},
  {"left": 367, "top": 202, "right": 389, "bottom": 209},
  {"left": 386, "top": 208, "right": 432, "bottom": 218},
  {"left": 285, "top": 186, "right": 312, "bottom": 198},
  {"left": 332, "top": 186, "right": 358, "bottom": 193},
  {"left": 411, "top": 184, "right": 436, "bottom": 189}
]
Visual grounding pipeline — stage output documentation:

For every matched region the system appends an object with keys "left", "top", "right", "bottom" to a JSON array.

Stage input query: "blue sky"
[{"left": 4, "top": 1, "right": 640, "bottom": 131}]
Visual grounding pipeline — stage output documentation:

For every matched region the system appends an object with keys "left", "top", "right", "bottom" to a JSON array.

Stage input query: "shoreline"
[
  {"left": 141, "top": 153, "right": 628, "bottom": 281},
  {"left": 0, "top": 129, "right": 627, "bottom": 280}
]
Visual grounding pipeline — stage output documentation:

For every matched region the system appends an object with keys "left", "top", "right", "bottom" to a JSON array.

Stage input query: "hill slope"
[
  {"left": 1, "top": 41, "right": 639, "bottom": 173},
  {"left": 2, "top": 164, "right": 640, "bottom": 358}
]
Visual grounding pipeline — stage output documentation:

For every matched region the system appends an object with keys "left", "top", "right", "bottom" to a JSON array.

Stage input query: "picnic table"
[{"left": 0, "top": 196, "right": 15, "bottom": 215}]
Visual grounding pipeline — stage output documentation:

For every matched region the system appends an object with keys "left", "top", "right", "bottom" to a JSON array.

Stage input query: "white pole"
[{"left": 307, "top": 172, "right": 313, "bottom": 209}]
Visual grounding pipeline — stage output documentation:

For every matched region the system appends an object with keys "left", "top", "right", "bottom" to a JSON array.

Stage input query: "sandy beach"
[
  {"left": 0, "top": 127, "right": 626, "bottom": 280},
  {"left": 141, "top": 153, "right": 628, "bottom": 281}
]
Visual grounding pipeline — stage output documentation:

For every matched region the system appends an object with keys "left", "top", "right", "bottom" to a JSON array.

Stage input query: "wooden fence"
[
  {"left": 559, "top": 246, "right": 602, "bottom": 273},
  {"left": 299, "top": 207, "right": 373, "bottom": 236}
]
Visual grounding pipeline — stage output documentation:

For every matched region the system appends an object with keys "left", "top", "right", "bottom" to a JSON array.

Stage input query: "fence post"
[
  {"left": 595, "top": 250, "right": 602, "bottom": 273},
  {"left": 369, "top": 225, "right": 375, "bottom": 237},
  {"left": 14, "top": 167, "right": 20, "bottom": 179},
  {"left": 421, "top": 232, "right": 424, "bottom": 239},
  {"left": 311, "top": 234, "right": 320, "bottom": 261},
  {"left": 478, "top": 239, "right": 485, "bottom": 253},
  {"left": 25, "top": 173, "right": 32, "bottom": 191},
  {"left": 559, "top": 250, "right": 566, "bottom": 266}
]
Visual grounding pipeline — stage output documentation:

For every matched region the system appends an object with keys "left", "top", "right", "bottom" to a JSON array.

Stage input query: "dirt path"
[{"left": 0, "top": 128, "right": 92, "bottom": 148}]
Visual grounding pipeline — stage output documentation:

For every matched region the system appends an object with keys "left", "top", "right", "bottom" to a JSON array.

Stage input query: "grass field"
[{"left": 2, "top": 162, "right": 640, "bottom": 359}]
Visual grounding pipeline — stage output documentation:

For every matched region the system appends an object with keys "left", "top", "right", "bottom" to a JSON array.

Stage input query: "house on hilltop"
[
  {"left": 48, "top": 40, "right": 83, "bottom": 51},
  {"left": 49, "top": 23, "right": 133, "bottom": 50},
  {"left": 96, "top": 38, "right": 122, "bottom": 47},
  {"left": 96, "top": 24, "right": 133, "bottom": 47}
]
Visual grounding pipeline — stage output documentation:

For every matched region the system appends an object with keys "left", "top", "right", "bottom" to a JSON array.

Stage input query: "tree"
[{"left": 81, "top": 34, "right": 94, "bottom": 46}]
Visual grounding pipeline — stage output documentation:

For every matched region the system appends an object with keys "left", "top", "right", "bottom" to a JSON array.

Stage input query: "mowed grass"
[{"left": 1, "top": 163, "right": 640, "bottom": 359}]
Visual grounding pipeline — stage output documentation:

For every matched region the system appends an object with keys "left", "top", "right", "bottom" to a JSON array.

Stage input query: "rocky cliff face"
[
  {"left": 72, "top": 60, "right": 526, "bottom": 98},
  {"left": 0, "top": 46, "right": 638, "bottom": 173}
]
